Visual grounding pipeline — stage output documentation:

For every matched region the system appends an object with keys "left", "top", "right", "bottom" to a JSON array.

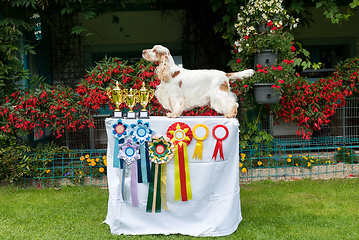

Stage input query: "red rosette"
[{"left": 166, "top": 122, "right": 193, "bottom": 146}]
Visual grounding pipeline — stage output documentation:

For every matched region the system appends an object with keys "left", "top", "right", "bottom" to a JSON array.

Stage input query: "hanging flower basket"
[
  {"left": 253, "top": 83, "right": 280, "bottom": 104},
  {"left": 254, "top": 49, "right": 278, "bottom": 68},
  {"left": 257, "top": 22, "right": 269, "bottom": 33}
]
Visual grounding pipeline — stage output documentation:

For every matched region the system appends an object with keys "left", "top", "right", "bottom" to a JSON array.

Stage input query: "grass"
[{"left": 0, "top": 178, "right": 358, "bottom": 240}]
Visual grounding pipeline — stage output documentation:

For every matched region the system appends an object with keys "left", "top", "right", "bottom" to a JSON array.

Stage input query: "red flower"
[
  {"left": 290, "top": 46, "right": 296, "bottom": 52},
  {"left": 243, "top": 85, "right": 248, "bottom": 88},
  {"left": 243, "top": 35, "right": 249, "bottom": 40},
  {"left": 236, "top": 59, "right": 241, "bottom": 63},
  {"left": 278, "top": 79, "right": 284, "bottom": 84}
]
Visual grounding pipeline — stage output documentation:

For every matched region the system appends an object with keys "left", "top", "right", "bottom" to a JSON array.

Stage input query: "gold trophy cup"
[
  {"left": 138, "top": 82, "right": 155, "bottom": 119},
  {"left": 107, "top": 81, "right": 124, "bottom": 118},
  {"left": 124, "top": 88, "right": 138, "bottom": 119}
]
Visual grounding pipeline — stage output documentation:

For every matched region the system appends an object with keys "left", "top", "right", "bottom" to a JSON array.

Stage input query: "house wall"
[
  {"left": 294, "top": 7, "right": 359, "bottom": 57},
  {"left": 79, "top": 10, "right": 184, "bottom": 68}
]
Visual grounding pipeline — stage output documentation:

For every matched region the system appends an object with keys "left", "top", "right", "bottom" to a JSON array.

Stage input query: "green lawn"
[{"left": 0, "top": 178, "right": 358, "bottom": 240}]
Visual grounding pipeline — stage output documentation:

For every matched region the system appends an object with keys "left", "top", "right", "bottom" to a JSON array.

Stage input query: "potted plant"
[
  {"left": 233, "top": 58, "right": 298, "bottom": 104},
  {"left": 228, "top": 0, "right": 301, "bottom": 149},
  {"left": 230, "top": 0, "right": 299, "bottom": 71}
]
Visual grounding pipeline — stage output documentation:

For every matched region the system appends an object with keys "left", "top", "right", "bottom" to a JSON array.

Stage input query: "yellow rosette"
[{"left": 192, "top": 124, "right": 209, "bottom": 160}]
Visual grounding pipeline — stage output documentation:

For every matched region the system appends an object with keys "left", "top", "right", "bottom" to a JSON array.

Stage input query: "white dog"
[{"left": 142, "top": 45, "right": 254, "bottom": 118}]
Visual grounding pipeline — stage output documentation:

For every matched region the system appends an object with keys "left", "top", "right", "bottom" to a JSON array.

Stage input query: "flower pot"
[
  {"left": 254, "top": 50, "right": 278, "bottom": 68},
  {"left": 253, "top": 83, "right": 280, "bottom": 104},
  {"left": 257, "top": 22, "right": 269, "bottom": 33}
]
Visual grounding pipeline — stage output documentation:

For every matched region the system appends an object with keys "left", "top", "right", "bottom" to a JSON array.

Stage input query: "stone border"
[{"left": 240, "top": 163, "right": 359, "bottom": 183}]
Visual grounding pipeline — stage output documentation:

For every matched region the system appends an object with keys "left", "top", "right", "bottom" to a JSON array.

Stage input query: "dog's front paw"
[
  {"left": 242, "top": 69, "right": 255, "bottom": 78},
  {"left": 166, "top": 112, "right": 180, "bottom": 118}
]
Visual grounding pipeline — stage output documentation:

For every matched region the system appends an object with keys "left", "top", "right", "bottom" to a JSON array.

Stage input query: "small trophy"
[
  {"left": 138, "top": 82, "right": 155, "bottom": 119},
  {"left": 107, "top": 81, "right": 124, "bottom": 118},
  {"left": 124, "top": 88, "right": 138, "bottom": 119}
]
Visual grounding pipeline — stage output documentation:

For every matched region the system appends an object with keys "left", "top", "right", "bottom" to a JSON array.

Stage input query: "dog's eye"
[{"left": 153, "top": 49, "right": 157, "bottom": 53}]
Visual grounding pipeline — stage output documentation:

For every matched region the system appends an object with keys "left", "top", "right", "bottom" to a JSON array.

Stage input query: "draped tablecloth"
[{"left": 104, "top": 116, "right": 241, "bottom": 236}]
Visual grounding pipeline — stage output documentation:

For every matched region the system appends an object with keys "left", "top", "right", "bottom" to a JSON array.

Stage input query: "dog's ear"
[{"left": 156, "top": 55, "right": 171, "bottom": 82}]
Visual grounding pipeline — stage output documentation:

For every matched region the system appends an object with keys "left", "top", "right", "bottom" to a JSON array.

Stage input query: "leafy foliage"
[{"left": 0, "top": 142, "right": 70, "bottom": 183}]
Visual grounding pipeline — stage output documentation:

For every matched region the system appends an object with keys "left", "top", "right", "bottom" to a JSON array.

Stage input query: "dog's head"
[
  {"left": 142, "top": 45, "right": 170, "bottom": 62},
  {"left": 142, "top": 45, "right": 172, "bottom": 82}
]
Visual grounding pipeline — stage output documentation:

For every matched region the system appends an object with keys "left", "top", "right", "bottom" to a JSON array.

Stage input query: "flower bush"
[
  {"left": 333, "top": 57, "right": 359, "bottom": 94},
  {"left": 277, "top": 76, "right": 351, "bottom": 139},
  {"left": 234, "top": 0, "right": 299, "bottom": 38},
  {"left": 75, "top": 57, "right": 220, "bottom": 117},
  {"left": 79, "top": 154, "right": 108, "bottom": 178},
  {"left": 0, "top": 81, "right": 93, "bottom": 139},
  {"left": 238, "top": 150, "right": 349, "bottom": 171},
  {"left": 75, "top": 57, "right": 161, "bottom": 115},
  {"left": 0, "top": 56, "right": 223, "bottom": 140},
  {"left": 335, "top": 147, "right": 359, "bottom": 164}
]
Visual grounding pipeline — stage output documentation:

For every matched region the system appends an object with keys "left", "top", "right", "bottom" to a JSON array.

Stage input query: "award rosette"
[
  {"left": 130, "top": 119, "right": 154, "bottom": 183},
  {"left": 192, "top": 124, "right": 209, "bottom": 160},
  {"left": 112, "top": 119, "right": 129, "bottom": 169},
  {"left": 146, "top": 136, "right": 174, "bottom": 213},
  {"left": 118, "top": 138, "right": 140, "bottom": 207},
  {"left": 212, "top": 124, "right": 229, "bottom": 161},
  {"left": 167, "top": 122, "right": 193, "bottom": 202}
]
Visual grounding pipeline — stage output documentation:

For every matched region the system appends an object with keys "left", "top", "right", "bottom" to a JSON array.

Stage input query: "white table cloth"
[{"left": 104, "top": 116, "right": 241, "bottom": 236}]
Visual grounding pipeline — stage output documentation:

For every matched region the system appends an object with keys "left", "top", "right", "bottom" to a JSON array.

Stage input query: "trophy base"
[
  {"left": 126, "top": 111, "right": 136, "bottom": 119},
  {"left": 139, "top": 111, "right": 149, "bottom": 119},
  {"left": 113, "top": 111, "right": 123, "bottom": 118}
]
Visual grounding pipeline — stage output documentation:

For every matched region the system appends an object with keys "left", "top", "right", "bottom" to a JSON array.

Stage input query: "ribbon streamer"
[
  {"left": 167, "top": 122, "right": 193, "bottom": 202},
  {"left": 130, "top": 120, "right": 153, "bottom": 183},
  {"left": 146, "top": 136, "right": 174, "bottom": 213},
  {"left": 113, "top": 138, "right": 120, "bottom": 168},
  {"left": 121, "top": 163, "right": 138, "bottom": 207},
  {"left": 212, "top": 125, "right": 229, "bottom": 161},
  {"left": 160, "top": 164, "right": 169, "bottom": 210},
  {"left": 192, "top": 124, "right": 209, "bottom": 160},
  {"left": 118, "top": 138, "right": 140, "bottom": 207},
  {"left": 146, "top": 162, "right": 161, "bottom": 213},
  {"left": 121, "top": 163, "right": 132, "bottom": 204},
  {"left": 138, "top": 143, "right": 152, "bottom": 183}
]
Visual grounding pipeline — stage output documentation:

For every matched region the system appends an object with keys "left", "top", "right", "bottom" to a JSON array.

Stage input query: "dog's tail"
[{"left": 226, "top": 69, "right": 255, "bottom": 81}]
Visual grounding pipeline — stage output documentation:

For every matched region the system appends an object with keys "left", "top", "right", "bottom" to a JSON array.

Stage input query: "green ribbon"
[{"left": 146, "top": 162, "right": 161, "bottom": 213}]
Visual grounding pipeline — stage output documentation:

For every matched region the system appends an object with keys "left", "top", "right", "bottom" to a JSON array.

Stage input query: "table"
[{"left": 104, "top": 116, "right": 241, "bottom": 236}]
